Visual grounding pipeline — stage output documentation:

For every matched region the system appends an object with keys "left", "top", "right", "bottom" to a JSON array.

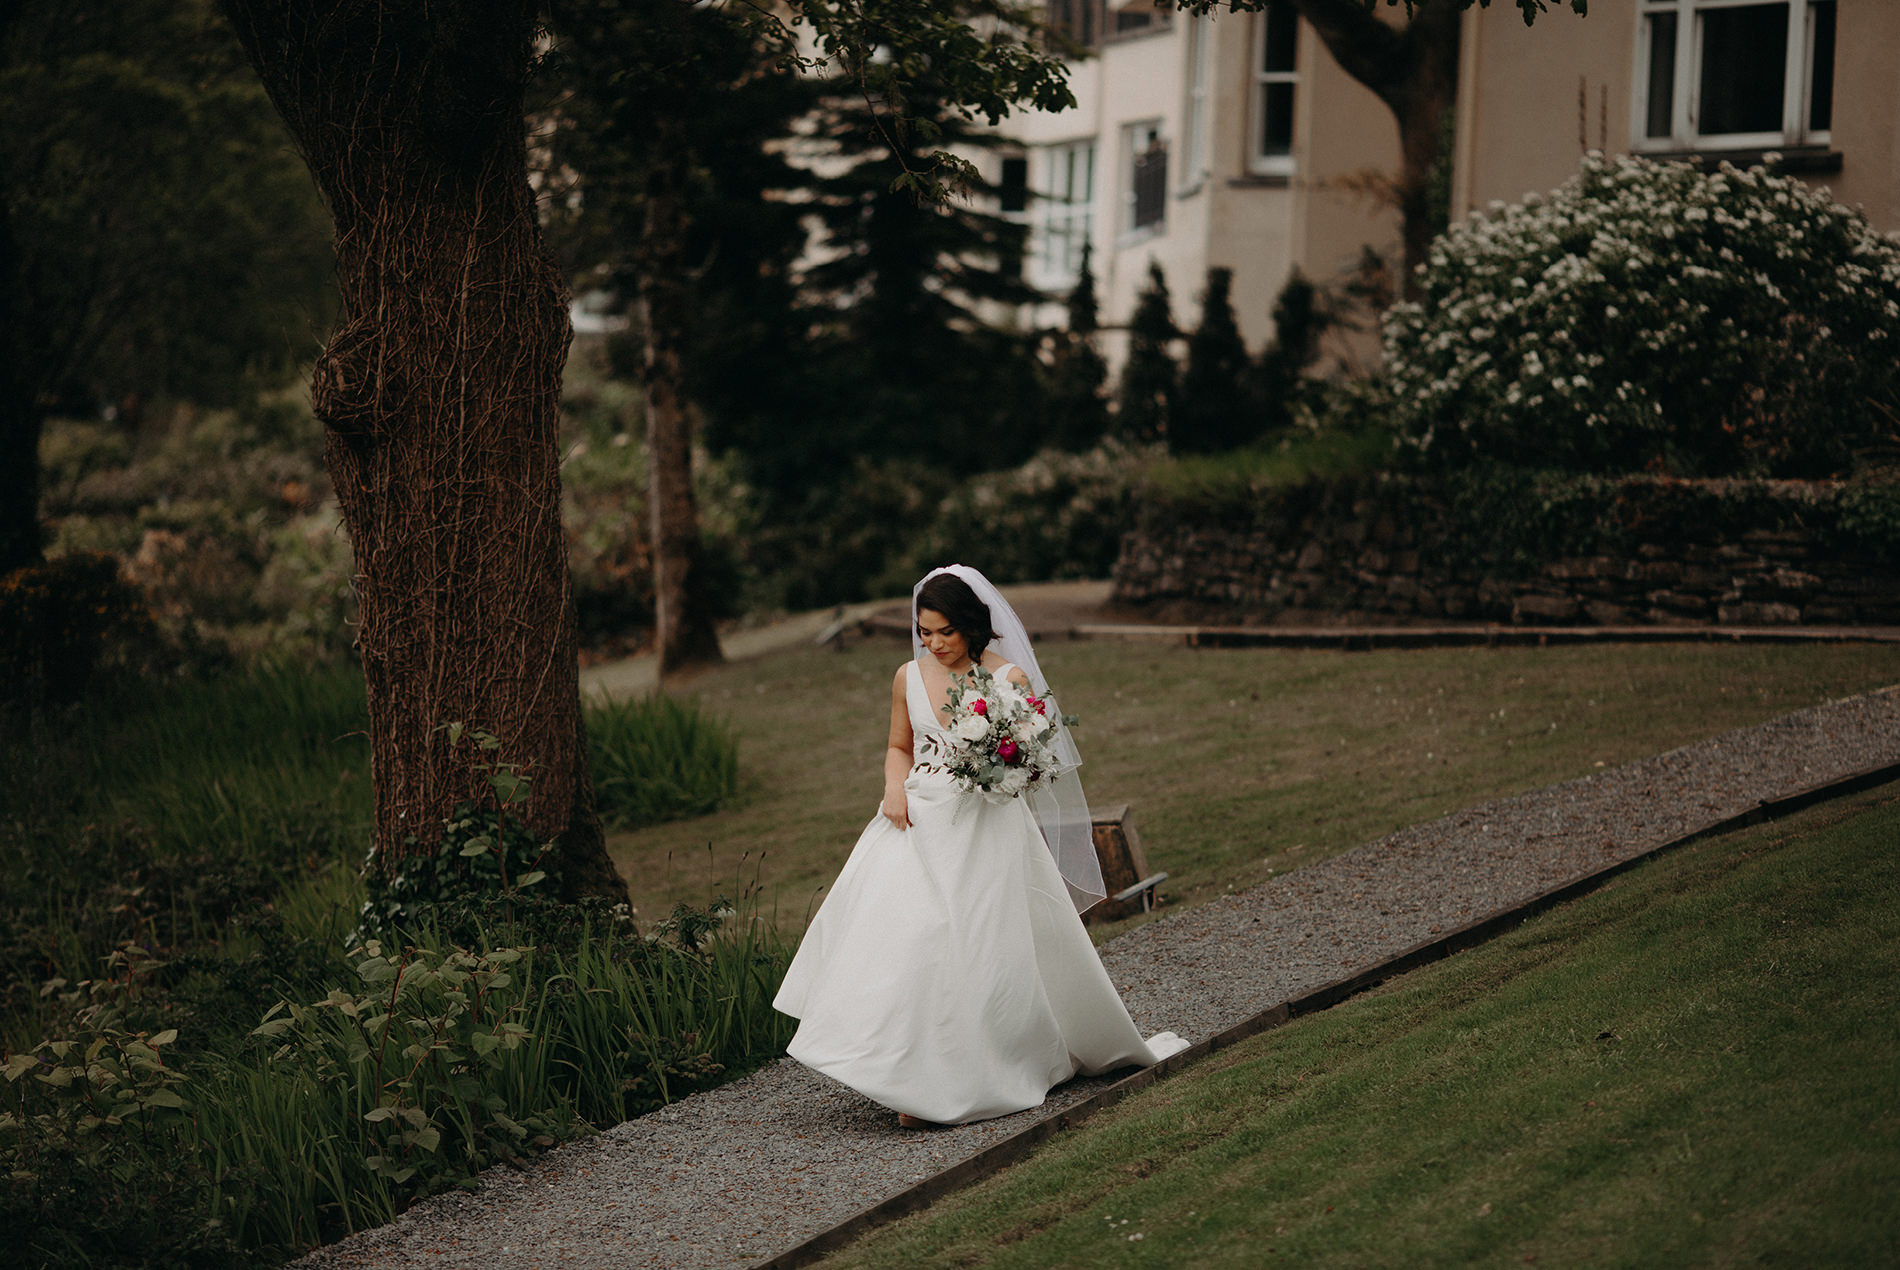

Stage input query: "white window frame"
[
  {"left": 1249, "top": 1, "right": 1299, "bottom": 176},
  {"left": 1633, "top": 0, "right": 1834, "bottom": 152},
  {"left": 1031, "top": 139, "right": 1096, "bottom": 290},
  {"left": 1105, "top": 0, "right": 1171, "bottom": 43},
  {"left": 1122, "top": 120, "right": 1168, "bottom": 241},
  {"left": 1178, "top": 12, "right": 1213, "bottom": 195}
]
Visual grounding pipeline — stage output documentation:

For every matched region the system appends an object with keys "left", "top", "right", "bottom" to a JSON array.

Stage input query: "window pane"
[
  {"left": 1698, "top": 2, "right": 1788, "bottom": 136},
  {"left": 1133, "top": 141, "right": 1167, "bottom": 228},
  {"left": 1645, "top": 12, "right": 1677, "bottom": 139},
  {"left": 1809, "top": 0, "right": 1835, "bottom": 132},
  {"left": 1000, "top": 156, "right": 1028, "bottom": 214},
  {"left": 1262, "top": 1, "right": 1298, "bottom": 74},
  {"left": 1260, "top": 82, "right": 1295, "bottom": 157},
  {"left": 1115, "top": 0, "right": 1166, "bottom": 35}
]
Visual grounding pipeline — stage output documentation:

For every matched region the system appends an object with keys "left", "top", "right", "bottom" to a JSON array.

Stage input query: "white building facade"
[{"left": 996, "top": 1, "right": 1403, "bottom": 368}]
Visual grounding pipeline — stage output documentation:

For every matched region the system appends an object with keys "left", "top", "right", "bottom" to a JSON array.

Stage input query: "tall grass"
[
  {"left": 1, "top": 662, "right": 371, "bottom": 1035},
  {"left": 4, "top": 884, "right": 797, "bottom": 1264},
  {"left": 587, "top": 692, "right": 740, "bottom": 829},
  {"left": 3, "top": 661, "right": 780, "bottom": 1264}
]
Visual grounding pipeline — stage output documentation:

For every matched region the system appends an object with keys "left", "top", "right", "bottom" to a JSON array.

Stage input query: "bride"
[{"left": 773, "top": 564, "right": 1187, "bottom": 1127}]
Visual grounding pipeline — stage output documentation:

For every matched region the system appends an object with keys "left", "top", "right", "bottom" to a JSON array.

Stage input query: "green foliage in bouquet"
[
  {"left": 941, "top": 665, "right": 1075, "bottom": 799},
  {"left": 1383, "top": 153, "right": 1900, "bottom": 477}
]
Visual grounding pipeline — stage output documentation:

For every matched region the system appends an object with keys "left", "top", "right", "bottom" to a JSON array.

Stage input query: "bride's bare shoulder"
[
  {"left": 981, "top": 653, "right": 1029, "bottom": 687},
  {"left": 893, "top": 660, "right": 913, "bottom": 687}
]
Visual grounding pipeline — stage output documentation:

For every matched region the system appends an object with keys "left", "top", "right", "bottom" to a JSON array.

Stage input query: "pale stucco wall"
[
  {"left": 1002, "top": 8, "right": 1403, "bottom": 371},
  {"left": 1824, "top": 1, "right": 1900, "bottom": 224},
  {"left": 1455, "top": 0, "right": 1900, "bottom": 233}
]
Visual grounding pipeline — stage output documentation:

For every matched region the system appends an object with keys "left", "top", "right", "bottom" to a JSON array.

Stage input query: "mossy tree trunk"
[
  {"left": 221, "top": 0, "right": 627, "bottom": 904},
  {"left": 638, "top": 118, "right": 723, "bottom": 681}
]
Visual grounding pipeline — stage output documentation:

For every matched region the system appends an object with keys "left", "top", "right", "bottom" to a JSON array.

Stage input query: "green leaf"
[
  {"left": 143, "top": 1088, "right": 186, "bottom": 1110},
  {"left": 357, "top": 959, "right": 398, "bottom": 984},
  {"left": 149, "top": 1029, "right": 178, "bottom": 1048},
  {"left": 409, "top": 1126, "right": 442, "bottom": 1153},
  {"left": 364, "top": 1106, "right": 396, "bottom": 1123}
]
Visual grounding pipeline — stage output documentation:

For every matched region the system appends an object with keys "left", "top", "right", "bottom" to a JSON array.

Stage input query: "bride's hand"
[{"left": 880, "top": 789, "right": 910, "bottom": 830}]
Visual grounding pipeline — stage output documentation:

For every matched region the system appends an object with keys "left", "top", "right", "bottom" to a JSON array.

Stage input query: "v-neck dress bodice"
[{"left": 773, "top": 659, "right": 1185, "bottom": 1125}]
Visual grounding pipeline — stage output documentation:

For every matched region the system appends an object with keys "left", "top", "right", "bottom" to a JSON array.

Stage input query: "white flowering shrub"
[{"left": 1384, "top": 153, "right": 1900, "bottom": 476}]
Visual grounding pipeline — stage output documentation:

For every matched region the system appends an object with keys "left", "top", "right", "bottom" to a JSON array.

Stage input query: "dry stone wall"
[{"left": 1112, "top": 477, "right": 1900, "bottom": 627}]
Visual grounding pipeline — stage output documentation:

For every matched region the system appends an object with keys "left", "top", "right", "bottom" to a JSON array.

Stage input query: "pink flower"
[
  {"left": 970, "top": 699, "right": 987, "bottom": 717},
  {"left": 1029, "top": 697, "right": 1046, "bottom": 715},
  {"left": 996, "top": 739, "right": 1020, "bottom": 763}
]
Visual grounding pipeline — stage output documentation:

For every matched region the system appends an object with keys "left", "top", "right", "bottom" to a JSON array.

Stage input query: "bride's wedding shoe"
[{"left": 897, "top": 1113, "right": 937, "bottom": 1130}]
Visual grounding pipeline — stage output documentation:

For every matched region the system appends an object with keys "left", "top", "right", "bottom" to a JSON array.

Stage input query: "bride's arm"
[{"left": 880, "top": 664, "right": 914, "bottom": 830}]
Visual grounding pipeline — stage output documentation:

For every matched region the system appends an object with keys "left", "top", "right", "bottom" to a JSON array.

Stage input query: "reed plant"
[
  {"left": 3, "top": 656, "right": 780, "bottom": 1264},
  {"left": 586, "top": 692, "right": 740, "bottom": 829},
  {"left": 3, "top": 877, "right": 796, "bottom": 1264}
]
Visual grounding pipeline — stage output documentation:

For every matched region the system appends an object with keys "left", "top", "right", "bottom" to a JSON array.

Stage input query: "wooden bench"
[{"left": 1084, "top": 803, "right": 1167, "bottom": 924}]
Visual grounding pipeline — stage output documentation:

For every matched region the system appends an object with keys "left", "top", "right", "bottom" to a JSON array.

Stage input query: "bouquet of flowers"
[{"left": 941, "top": 666, "right": 1076, "bottom": 800}]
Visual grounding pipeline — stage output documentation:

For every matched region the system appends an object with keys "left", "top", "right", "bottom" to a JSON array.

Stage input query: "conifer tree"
[
  {"left": 793, "top": 76, "right": 1046, "bottom": 485},
  {"left": 1115, "top": 261, "right": 1178, "bottom": 445},
  {"left": 1248, "top": 269, "right": 1328, "bottom": 439},
  {"left": 1044, "top": 240, "right": 1109, "bottom": 451},
  {"left": 1173, "top": 267, "right": 1251, "bottom": 454}
]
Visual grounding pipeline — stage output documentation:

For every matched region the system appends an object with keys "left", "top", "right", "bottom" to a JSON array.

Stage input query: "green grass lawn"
[
  {"left": 822, "top": 786, "right": 1900, "bottom": 1268},
  {"left": 611, "top": 639, "right": 1900, "bottom": 932}
]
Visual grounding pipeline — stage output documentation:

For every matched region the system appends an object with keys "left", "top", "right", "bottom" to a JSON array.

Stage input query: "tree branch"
[{"left": 1290, "top": 0, "right": 1410, "bottom": 98}]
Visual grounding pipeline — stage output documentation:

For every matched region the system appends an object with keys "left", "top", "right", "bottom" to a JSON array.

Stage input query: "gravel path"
[{"left": 299, "top": 686, "right": 1900, "bottom": 1270}]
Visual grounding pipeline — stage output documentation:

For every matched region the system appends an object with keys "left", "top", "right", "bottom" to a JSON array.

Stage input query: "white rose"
[
  {"left": 952, "top": 713, "right": 990, "bottom": 743},
  {"left": 998, "top": 767, "right": 1031, "bottom": 796}
]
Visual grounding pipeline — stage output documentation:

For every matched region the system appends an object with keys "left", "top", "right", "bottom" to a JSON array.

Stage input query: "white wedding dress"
[{"left": 774, "top": 660, "right": 1188, "bottom": 1125}]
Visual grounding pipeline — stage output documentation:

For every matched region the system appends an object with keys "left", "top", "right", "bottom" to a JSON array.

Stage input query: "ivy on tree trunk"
[{"left": 221, "top": 0, "right": 627, "bottom": 905}]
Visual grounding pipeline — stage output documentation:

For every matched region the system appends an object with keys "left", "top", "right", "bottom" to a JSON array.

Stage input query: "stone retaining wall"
[{"left": 1112, "top": 480, "right": 1900, "bottom": 627}]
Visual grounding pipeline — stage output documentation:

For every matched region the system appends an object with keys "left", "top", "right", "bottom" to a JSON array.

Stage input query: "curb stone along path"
[{"left": 298, "top": 687, "right": 1900, "bottom": 1270}]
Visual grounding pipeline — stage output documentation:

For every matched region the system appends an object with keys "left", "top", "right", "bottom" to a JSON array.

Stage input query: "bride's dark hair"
[{"left": 915, "top": 573, "right": 996, "bottom": 661}]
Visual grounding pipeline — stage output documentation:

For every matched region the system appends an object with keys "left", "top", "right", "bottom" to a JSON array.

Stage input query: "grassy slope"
[
  {"left": 609, "top": 639, "right": 1900, "bottom": 931},
  {"left": 824, "top": 787, "right": 1900, "bottom": 1268}
]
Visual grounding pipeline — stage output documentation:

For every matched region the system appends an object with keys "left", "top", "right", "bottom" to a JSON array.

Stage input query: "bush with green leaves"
[
  {"left": 357, "top": 725, "right": 554, "bottom": 939},
  {"left": 0, "top": 552, "right": 159, "bottom": 707},
  {"left": 587, "top": 693, "right": 740, "bottom": 830},
  {"left": 888, "top": 440, "right": 1153, "bottom": 590},
  {"left": 1383, "top": 152, "right": 1900, "bottom": 477},
  {"left": 5, "top": 888, "right": 794, "bottom": 1263}
]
